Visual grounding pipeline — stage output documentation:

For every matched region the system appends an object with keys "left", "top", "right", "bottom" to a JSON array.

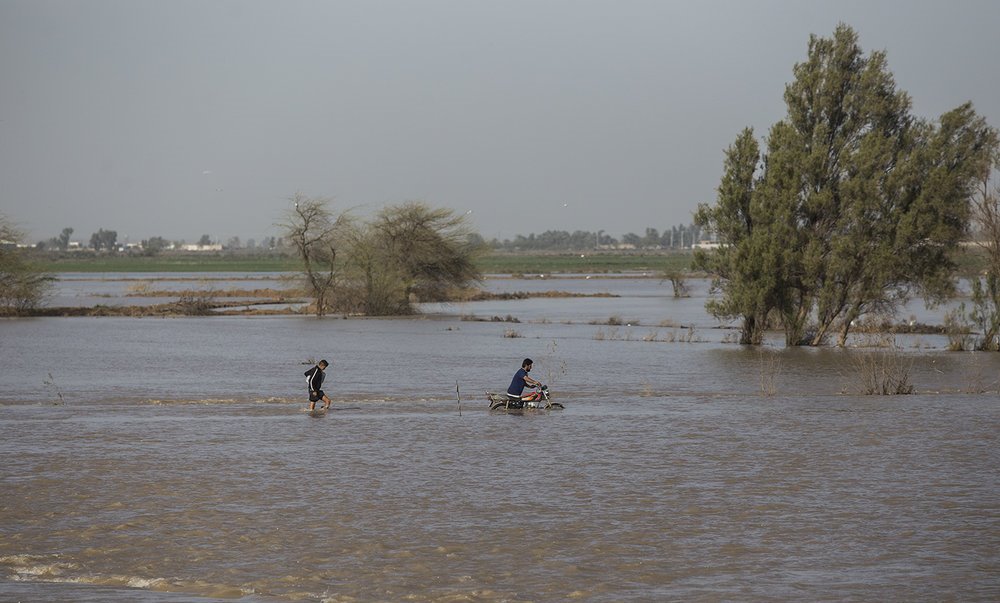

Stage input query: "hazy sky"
[{"left": 2, "top": 0, "right": 999, "bottom": 244}]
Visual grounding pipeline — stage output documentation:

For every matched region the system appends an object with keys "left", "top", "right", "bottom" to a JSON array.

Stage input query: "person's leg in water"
[{"left": 321, "top": 393, "right": 332, "bottom": 410}]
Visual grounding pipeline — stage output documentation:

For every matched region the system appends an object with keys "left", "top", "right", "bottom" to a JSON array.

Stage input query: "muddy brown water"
[{"left": 2, "top": 278, "right": 998, "bottom": 601}]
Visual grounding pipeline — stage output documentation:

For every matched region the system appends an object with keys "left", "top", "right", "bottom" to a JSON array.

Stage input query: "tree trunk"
[
  {"left": 740, "top": 315, "right": 761, "bottom": 345},
  {"left": 784, "top": 305, "right": 811, "bottom": 346},
  {"left": 835, "top": 304, "right": 862, "bottom": 347},
  {"left": 979, "top": 273, "right": 1000, "bottom": 351}
]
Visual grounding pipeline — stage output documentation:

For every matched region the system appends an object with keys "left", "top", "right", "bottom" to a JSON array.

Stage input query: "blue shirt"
[{"left": 507, "top": 368, "right": 530, "bottom": 396}]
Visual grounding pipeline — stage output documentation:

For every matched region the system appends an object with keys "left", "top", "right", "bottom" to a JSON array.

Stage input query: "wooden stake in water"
[
  {"left": 44, "top": 372, "right": 65, "bottom": 406},
  {"left": 456, "top": 381, "right": 462, "bottom": 417}
]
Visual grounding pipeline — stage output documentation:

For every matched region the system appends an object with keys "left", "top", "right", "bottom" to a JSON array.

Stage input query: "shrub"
[{"left": 851, "top": 336, "right": 914, "bottom": 395}]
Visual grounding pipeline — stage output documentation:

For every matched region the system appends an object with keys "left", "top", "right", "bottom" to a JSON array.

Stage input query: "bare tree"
[{"left": 281, "top": 194, "right": 351, "bottom": 317}]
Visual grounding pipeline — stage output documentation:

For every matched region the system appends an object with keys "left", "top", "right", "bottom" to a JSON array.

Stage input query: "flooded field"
[{"left": 2, "top": 275, "right": 999, "bottom": 601}]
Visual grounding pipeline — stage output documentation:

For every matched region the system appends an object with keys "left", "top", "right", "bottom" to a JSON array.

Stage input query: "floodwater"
[{"left": 2, "top": 276, "right": 999, "bottom": 601}]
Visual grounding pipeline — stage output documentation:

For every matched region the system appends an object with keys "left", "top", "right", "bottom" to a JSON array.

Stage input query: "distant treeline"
[
  {"left": 484, "top": 224, "right": 704, "bottom": 251},
  {"left": 33, "top": 226, "right": 708, "bottom": 254}
]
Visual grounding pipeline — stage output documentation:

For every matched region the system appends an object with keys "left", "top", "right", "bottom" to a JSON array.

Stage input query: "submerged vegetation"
[{"left": 849, "top": 335, "right": 916, "bottom": 395}]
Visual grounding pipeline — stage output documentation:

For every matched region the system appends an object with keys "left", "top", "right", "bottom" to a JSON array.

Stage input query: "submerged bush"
[{"left": 851, "top": 336, "right": 915, "bottom": 395}]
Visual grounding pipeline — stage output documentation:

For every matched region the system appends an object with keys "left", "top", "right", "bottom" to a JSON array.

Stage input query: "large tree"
[
  {"left": 696, "top": 24, "right": 998, "bottom": 346},
  {"left": 695, "top": 128, "right": 778, "bottom": 344}
]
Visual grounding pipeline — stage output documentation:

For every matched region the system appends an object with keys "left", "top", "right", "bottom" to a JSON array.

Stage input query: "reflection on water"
[{"left": 2, "top": 278, "right": 999, "bottom": 601}]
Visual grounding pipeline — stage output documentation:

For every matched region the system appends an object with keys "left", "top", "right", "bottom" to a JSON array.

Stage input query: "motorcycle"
[{"left": 486, "top": 384, "right": 564, "bottom": 411}]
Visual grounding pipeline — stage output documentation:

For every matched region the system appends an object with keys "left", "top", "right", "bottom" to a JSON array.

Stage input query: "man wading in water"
[{"left": 305, "top": 359, "right": 332, "bottom": 411}]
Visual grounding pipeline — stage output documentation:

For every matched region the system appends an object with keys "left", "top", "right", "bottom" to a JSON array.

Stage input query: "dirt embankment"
[
  {"left": 28, "top": 299, "right": 305, "bottom": 318},
  {"left": 446, "top": 289, "right": 619, "bottom": 302},
  {"left": 17, "top": 288, "right": 618, "bottom": 318}
]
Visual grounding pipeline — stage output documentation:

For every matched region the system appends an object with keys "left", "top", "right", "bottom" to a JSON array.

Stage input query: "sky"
[{"left": 1, "top": 0, "right": 999, "bottom": 244}]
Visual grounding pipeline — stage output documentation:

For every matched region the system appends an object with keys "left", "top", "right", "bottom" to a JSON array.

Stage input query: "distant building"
[
  {"left": 181, "top": 243, "right": 224, "bottom": 252},
  {"left": 692, "top": 240, "right": 724, "bottom": 250}
]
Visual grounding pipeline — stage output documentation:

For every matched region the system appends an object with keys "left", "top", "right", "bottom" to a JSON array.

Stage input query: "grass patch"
[
  {"left": 34, "top": 251, "right": 696, "bottom": 275},
  {"left": 477, "top": 252, "right": 695, "bottom": 275},
  {"left": 27, "top": 247, "right": 989, "bottom": 280},
  {"left": 35, "top": 253, "right": 301, "bottom": 273}
]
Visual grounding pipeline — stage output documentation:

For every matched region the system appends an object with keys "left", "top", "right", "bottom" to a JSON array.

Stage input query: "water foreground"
[
  {"left": 3, "top": 391, "right": 998, "bottom": 602},
  {"left": 2, "top": 278, "right": 999, "bottom": 601}
]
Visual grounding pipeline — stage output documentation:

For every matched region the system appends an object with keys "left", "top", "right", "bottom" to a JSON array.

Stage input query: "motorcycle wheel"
[{"left": 549, "top": 402, "right": 565, "bottom": 410}]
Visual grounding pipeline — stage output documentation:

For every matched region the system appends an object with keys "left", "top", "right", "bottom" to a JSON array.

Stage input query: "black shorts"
[{"left": 309, "top": 390, "right": 326, "bottom": 402}]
